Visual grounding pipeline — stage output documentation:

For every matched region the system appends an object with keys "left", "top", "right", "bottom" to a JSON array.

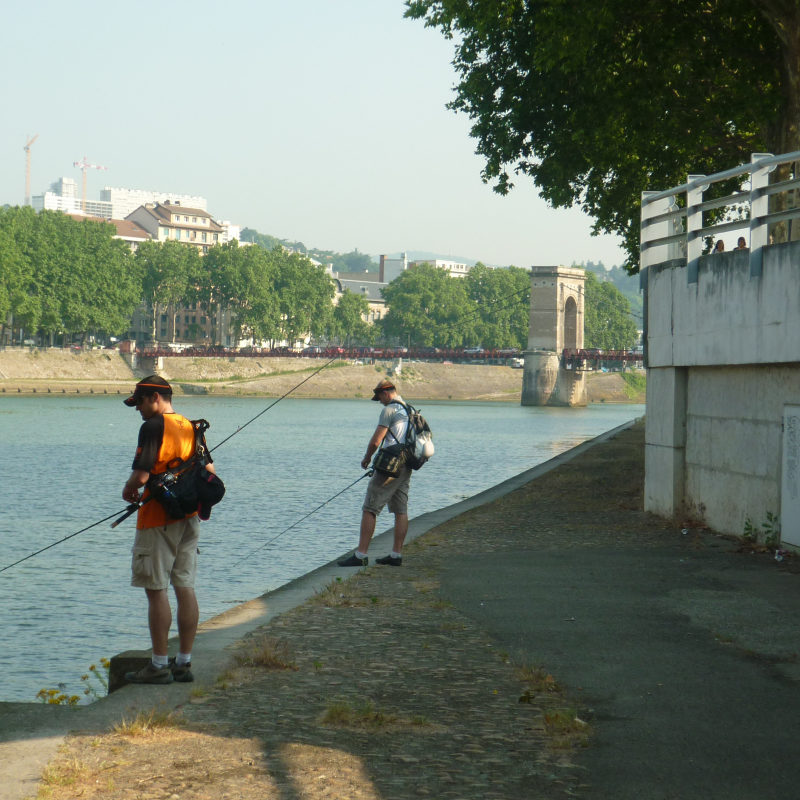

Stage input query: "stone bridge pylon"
[{"left": 521, "top": 265, "right": 587, "bottom": 407}]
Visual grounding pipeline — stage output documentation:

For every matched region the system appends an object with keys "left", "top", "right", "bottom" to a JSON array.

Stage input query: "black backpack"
[{"left": 148, "top": 419, "right": 226, "bottom": 520}]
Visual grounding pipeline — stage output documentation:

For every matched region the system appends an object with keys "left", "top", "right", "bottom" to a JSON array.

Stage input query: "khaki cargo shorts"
[
  {"left": 363, "top": 466, "right": 412, "bottom": 517},
  {"left": 131, "top": 516, "right": 201, "bottom": 590}
]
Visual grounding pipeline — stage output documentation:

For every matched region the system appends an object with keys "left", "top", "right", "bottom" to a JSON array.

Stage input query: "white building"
[
  {"left": 217, "top": 220, "right": 242, "bottom": 244},
  {"left": 410, "top": 258, "right": 471, "bottom": 278},
  {"left": 100, "top": 187, "right": 208, "bottom": 220},
  {"left": 31, "top": 192, "right": 112, "bottom": 219},
  {"left": 379, "top": 253, "right": 408, "bottom": 283}
]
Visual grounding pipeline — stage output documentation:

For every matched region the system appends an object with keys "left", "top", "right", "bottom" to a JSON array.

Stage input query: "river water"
[{"left": 0, "top": 395, "right": 642, "bottom": 702}]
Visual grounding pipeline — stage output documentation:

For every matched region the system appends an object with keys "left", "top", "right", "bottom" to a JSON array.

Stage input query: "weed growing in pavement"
[
  {"left": 321, "top": 700, "right": 437, "bottom": 731},
  {"left": 113, "top": 708, "right": 183, "bottom": 737},
  {"left": 81, "top": 658, "right": 110, "bottom": 700},
  {"left": 515, "top": 662, "right": 562, "bottom": 694},
  {"left": 189, "top": 685, "right": 209, "bottom": 699},
  {"left": 39, "top": 758, "right": 90, "bottom": 789},
  {"left": 313, "top": 660, "right": 324, "bottom": 671},
  {"left": 742, "top": 512, "right": 781, "bottom": 547},
  {"left": 310, "top": 576, "right": 365, "bottom": 607},
  {"left": 543, "top": 708, "right": 590, "bottom": 749},
  {"left": 216, "top": 668, "right": 236, "bottom": 689},
  {"left": 233, "top": 636, "right": 298, "bottom": 671}
]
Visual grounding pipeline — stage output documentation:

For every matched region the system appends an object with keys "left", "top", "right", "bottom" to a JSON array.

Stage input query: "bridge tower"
[{"left": 521, "top": 265, "right": 587, "bottom": 407}]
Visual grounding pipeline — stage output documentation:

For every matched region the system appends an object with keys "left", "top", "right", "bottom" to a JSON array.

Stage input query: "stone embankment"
[{"left": 0, "top": 348, "right": 646, "bottom": 402}]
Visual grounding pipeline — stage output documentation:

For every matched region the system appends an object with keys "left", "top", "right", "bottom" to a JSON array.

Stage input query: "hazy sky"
[{"left": 0, "top": 1, "right": 627, "bottom": 268}]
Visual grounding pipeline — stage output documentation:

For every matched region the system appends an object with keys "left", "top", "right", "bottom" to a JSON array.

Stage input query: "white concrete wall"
[
  {"left": 645, "top": 240, "right": 800, "bottom": 538},
  {"left": 648, "top": 244, "right": 800, "bottom": 368},
  {"left": 683, "top": 365, "right": 800, "bottom": 535}
]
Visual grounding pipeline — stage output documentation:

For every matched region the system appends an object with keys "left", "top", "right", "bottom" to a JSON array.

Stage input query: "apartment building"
[
  {"left": 333, "top": 278, "right": 387, "bottom": 324},
  {"left": 126, "top": 202, "right": 225, "bottom": 253},
  {"left": 101, "top": 187, "right": 207, "bottom": 220}
]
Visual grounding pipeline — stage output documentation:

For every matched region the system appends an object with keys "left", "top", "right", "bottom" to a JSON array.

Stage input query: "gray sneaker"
[
  {"left": 125, "top": 661, "right": 174, "bottom": 685},
  {"left": 169, "top": 658, "right": 194, "bottom": 683}
]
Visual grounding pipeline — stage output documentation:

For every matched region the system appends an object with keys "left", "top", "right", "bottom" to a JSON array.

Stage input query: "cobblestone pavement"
[{"left": 32, "top": 423, "right": 699, "bottom": 800}]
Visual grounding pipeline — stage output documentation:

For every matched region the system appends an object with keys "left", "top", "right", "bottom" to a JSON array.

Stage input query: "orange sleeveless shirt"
[{"left": 136, "top": 413, "right": 198, "bottom": 529}]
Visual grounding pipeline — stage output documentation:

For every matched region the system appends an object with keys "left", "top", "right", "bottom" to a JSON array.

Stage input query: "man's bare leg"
[
  {"left": 145, "top": 588, "right": 171, "bottom": 656},
  {"left": 392, "top": 513, "right": 409, "bottom": 553},
  {"left": 174, "top": 586, "right": 199, "bottom": 655},
  {"left": 357, "top": 510, "right": 377, "bottom": 554}
]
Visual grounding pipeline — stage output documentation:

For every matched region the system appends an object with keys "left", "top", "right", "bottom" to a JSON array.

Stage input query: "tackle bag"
[{"left": 147, "top": 419, "right": 226, "bottom": 521}]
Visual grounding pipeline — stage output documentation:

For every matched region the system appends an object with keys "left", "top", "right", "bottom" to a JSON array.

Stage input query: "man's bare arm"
[
  {"left": 122, "top": 469, "right": 150, "bottom": 503},
  {"left": 361, "top": 425, "right": 388, "bottom": 469}
]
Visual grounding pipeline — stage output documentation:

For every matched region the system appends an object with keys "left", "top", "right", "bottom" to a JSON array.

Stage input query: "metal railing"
[{"left": 640, "top": 151, "right": 800, "bottom": 282}]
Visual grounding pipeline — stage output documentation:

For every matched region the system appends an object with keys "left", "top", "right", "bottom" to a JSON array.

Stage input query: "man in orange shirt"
[{"left": 121, "top": 376, "right": 215, "bottom": 685}]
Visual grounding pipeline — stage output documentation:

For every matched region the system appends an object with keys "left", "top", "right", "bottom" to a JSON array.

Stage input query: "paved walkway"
[{"left": 10, "top": 421, "right": 800, "bottom": 799}]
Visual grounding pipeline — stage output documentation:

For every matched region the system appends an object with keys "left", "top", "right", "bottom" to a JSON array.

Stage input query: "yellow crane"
[
  {"left": 24, "top": 134, "right": 38, "bottom": 206},
  {"left": 73, "top": 156, "right": 107, "bottom": 213}
]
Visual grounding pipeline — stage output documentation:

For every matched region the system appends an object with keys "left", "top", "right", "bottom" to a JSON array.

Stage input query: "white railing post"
[
  {"left": 641, "top": 192, "right": 676, "bottom": 270},
  {"left": 749, "top": 152, "right": 774, "bottom": 279},
  {"left": 686, "top": 175, "right": 706, "bottom": 284}
]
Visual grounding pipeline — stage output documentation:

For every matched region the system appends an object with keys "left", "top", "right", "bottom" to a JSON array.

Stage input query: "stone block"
[
  {"left": 109, "top": 650, "right": 151, "bottom": 694},
  {"left": 645, "top": 367, "right": 687, "bottom": 447}
]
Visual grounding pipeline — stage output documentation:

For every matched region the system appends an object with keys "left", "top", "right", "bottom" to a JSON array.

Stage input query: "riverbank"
[
  {"left": 0, "top": 348, "right": 646, "bottom": 402},
  {"left": 12, "top": 420, "right": 800, "bottom": 800}
]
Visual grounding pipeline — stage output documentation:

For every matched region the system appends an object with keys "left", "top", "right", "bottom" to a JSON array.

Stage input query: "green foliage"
[
  {"left": 240, "top": 227, "right": 306, "bottom": 254},
  {"left": 405, "top": 0, "right": 794, "bottom": 270},
  {"left": 465, "top": 263, "right": 529, "bottom": 348},
  {"left": 0, "top": 207, "right": 140, "bottom": 341},
  {"left": 330, "top": 289, "right": 373, "bottom": 344},
  {"left": 579, "top": 261, "right": 643, "bottom": 321},
  {"left": 381, "top": 263, "right": 477, "bottom": 347},
  {"left": 621, "top": 371, "right": 647, "bottom": 399},
  {"left": 744, "top": 512, "right": 781, "bottom": 546},
  {"left": 584, "top": 272, "right": 638, "bottom": 350}
]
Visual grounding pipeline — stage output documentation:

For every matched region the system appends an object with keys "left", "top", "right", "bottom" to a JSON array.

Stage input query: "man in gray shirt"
[{"left": 338, "top": 380, "right": 411, "bottom": 567}]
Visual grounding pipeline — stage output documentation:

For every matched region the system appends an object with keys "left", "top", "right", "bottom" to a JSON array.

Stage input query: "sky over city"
[{"left": 0, "top": 1, "right": 627, "bottom": 268}]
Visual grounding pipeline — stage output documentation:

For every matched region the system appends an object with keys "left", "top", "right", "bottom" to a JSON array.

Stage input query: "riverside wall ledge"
[{"left": 0, "top": 415, "right": 641, "bottom": 800}]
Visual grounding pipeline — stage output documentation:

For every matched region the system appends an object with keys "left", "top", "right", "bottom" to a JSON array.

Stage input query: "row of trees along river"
[{"left": 0, "top": 205, "right": 638, "bottom": 349}]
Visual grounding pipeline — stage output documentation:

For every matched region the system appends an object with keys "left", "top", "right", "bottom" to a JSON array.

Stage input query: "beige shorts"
[
  {"left": 363, "top": 466, "right": 412, "bottom": 516},
  {"left": 130, "top": 516, "right": 201, "bottom": 590}
]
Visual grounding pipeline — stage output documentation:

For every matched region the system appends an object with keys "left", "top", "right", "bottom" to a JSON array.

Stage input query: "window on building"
[
  {"left": 193, "top": 217, "right": 197, "bottom": 223},
  {"left": 203, "top": 246, "right": 208, "bottom": 254},
  {"left": 191, "top": 316, "right": 196, "bottom": 324},
  {"left": 185, "top": 315, "right": 190, "bottom": 324},
  {"left": 201, "top": 232, "right": 207, "bottom": 242},
  {"left": 200, "top": 316, "right": 206, "bottom": 324},
  {"left": 184, "top": 216, "right": 189, "bottom": 222},
  {"left": 161, "top": 314, "right": 167, "bottom": 322},
  {"left": 160, "top": 328, "right": 167, "bottom": 337},
  {"left": 175, "top": 229, "right": 181, "bottom": 240},
  {"left": 375, "top": 311, "right": 381, "bottom": 320},
  {"left": 213, "top": 233, "right": 219, "bottom": 242}
]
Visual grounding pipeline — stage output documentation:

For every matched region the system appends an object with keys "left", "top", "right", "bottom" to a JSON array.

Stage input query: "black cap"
[{"left": 123, "top": 375, "right": 172, "bottom": 407}]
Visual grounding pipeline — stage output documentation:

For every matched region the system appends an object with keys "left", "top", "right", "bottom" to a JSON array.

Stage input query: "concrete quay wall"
[{"left": 644, "top": 240, "right": 800, "bottom": 539}]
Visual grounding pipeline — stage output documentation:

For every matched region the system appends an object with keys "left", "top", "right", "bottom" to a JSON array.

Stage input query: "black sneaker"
[
  {"left": 375, "top": 554, "right": 402, "bottom": 567},
  {"left": 169, "top": 658, "right": 194, "bottom": 683},
  {"left": 125, "top": 661, "right": 174, "bottom": 685},
  {"left": 337, "top": 553, "right": 368, "bottom": 567}
]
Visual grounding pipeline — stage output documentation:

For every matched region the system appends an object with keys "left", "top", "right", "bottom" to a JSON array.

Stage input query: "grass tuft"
[
  {"left": 321, "top": 700, "right": 397, "bottom": 728},
  {"left": 40, "top": 758, "right": 90, "bottom": 788},
  {"left": 543, "top": 708, "right": 590, "bottom": 749},
  {"left": 232, "top": 636, "right": 298, "bottom": 671},
  {"left": 113, "top": 708, "right": 182, "bottom": 737},
  {"left": 515, "top": 662, "right": 563, "bottom": 694},
  {"left": 310, "top": 577, "right": 365, "bottom": 607}
]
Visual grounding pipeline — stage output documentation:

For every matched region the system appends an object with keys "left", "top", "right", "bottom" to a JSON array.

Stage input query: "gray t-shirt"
[{"left": 379, "top": 397, "right": 409, "bottom": 449}]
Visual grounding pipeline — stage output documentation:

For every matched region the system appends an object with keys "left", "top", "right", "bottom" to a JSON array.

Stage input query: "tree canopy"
[
  {"left": 405, "top": 0, "right": 799, "bottom": 270},
  {"left": 583, "top": 272, "right": 639, "bottom": 350}
]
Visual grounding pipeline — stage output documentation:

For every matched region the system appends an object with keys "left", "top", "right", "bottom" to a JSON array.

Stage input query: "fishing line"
[
  {"left": 209, "top": 355, "right": 341, "bottom": 453},
  {"left": 0, "top": 508, "right": 130, "bottom": 575},
  {"left": 229, "top": 470, "right": 374, "bottom": 569}
]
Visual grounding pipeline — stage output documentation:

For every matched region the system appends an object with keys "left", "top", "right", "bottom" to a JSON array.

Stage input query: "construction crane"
[
  {"left": 73, "top": 156, "right": 107, "bottom": 213},
  {"left": 23, "top": 135, "right": 38, "bottom": 206}
]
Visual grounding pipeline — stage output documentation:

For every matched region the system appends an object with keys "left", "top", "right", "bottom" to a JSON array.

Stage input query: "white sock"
[
  {"left": 152, "top": 653, "right": 169, "bottom": 668},
  {"left": 355, "top": 550, "right": 368, "bottom": 559},
  {"left": 176, "top": 652, "right": 191, "bottom": 666},
  {"left": 391, "top": 551, "right": 402, "bottom": 559}
]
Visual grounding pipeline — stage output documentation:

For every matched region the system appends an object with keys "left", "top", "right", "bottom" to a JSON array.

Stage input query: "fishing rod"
[
  {"left": 230, "top": 469, "right": 375, "bottom": 568},
  {"left": 209, "top": 355, "right": 340, "bottom": 453},
  {"left": 0, "top": 508, "right": 131, "bottom": 575}
]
